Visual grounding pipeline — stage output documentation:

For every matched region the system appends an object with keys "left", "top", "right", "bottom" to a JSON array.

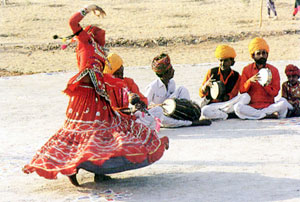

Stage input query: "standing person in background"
[
  {"left": 234, "top": 37, "right": 289, "bottom": 120},
  {"left": 199, "top": 45, "right": 241, "bottom": 120},
  {"left": 23, "top": 4, "right": 169, "bottom": 187},
  {"left": 281, "top": 64, "right": 300, "bottom": 117},
  {"left": 293, "top": 0, "right": 300, "bottom": 19},
  {"left": 267, "top": 0, "right": 278, "bottom": 20}
]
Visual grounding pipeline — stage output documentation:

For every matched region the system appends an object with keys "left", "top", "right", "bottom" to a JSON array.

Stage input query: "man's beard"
[{"left": 255, "top": 58, "right": 267, "bottom": 65}]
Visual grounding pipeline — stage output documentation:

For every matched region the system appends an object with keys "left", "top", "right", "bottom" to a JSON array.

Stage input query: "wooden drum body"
[{"left": 161, "top": 98, "right": 201, "bottom": 121}]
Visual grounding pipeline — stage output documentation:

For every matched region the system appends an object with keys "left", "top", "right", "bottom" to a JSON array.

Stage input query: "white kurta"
[{"left": 144, "top": 78, "right": 192, "bottom": 127}]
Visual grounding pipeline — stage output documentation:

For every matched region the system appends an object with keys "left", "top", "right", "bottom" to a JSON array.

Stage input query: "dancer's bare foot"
[
  {"left": 94, "top": 174, "right": 112, "bottom": 183},
  {"left": 68, "top": 174, "right": 80, "bottom": 186}
]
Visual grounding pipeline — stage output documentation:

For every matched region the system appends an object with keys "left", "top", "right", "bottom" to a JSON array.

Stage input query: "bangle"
[{"left": 79, "top": 8, "right": 88, "bottom": 16}]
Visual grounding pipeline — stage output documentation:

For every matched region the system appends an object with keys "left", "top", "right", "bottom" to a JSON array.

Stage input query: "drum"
[
  {"left": 210, "top": 81, "right": 226, "bottom": 100},
  {"left": 258, "top": 68, "right": 272, "bottom": 86},
  {"left": 161, "top": 98, "right": 201, "bottom": 121}
]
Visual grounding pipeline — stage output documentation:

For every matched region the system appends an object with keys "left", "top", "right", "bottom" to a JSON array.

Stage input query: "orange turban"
[
  {"left": 248, "top": 37, "right": 269, "bottom": 55},
  {"left": 104, "top": 53, "right": 123, "bottom": 74},
  {"left": 215, "top": 45, "right": 236, "bottom": 59},
  {"left": 151, "top": 53, "right": 172, "bottom": 74},
  {"left": 285, "top": 64, "right": 300, "bottom": 76}
]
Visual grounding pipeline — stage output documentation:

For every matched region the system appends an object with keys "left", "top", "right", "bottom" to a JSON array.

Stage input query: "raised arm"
[{"left": 69, "top": 5, "right": 106, "bottom": 37}]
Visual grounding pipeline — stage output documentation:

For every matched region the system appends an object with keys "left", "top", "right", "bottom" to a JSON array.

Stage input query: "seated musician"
[
  {"left": 145, "top": 53, "right": 211, "bottom": 127},
  {"left": 103, "top": 53, "right": 158, "bottom": 129},
  {"left": 234, "top": 37, "right": 289, "bottom": 119},
  {"left": 281, "top": 64, "right": 300, "bottom": 117},
  {"left": 199, "top": 45, "right": 241, "bottom": 120}
]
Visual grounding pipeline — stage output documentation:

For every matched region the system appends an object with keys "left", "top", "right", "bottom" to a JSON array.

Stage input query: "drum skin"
[
  {"left": 258, "top": 68, "right": 272, "bottom": 86},
  {"left": 161, "top": 98, "right": 201, "bottom": 121},
  {"left": 210, "top": 81, "right": 226, "bottom": 100}
]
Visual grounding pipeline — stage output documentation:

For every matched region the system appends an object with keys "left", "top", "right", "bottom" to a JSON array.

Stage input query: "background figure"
[
  {"left": 281, "top": 64, "right": 300, "bottom": 117},
  {"left": 199, "top": 44, "right": 241, "bottom": 120},
  {"left": 267, "top": 0, "right": 278, "bottom": 19},
  {"left": 146, "top": 53, "right": 210, "bottom": 127},
  {"left": 293, "top": 0, "right": 300, "bottom": 19},
  {"left": 234, "top": 37, "right": 289, "bottom": 120},
  {"left": 104, "top": 53, "right": 158, "bottom": 130}
]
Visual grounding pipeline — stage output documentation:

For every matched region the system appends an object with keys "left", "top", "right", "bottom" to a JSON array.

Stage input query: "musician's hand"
[
  {"left": 135, "top": 101, "right": 147, "bottom": 111},
  {"left": 202, "top": 75, "right": 213, "bottom": 92},
  {"left": 249, "top": 73, "right": 260, "bottom": 83},
  {"left": 128, "top": 93, "right": 140, "bottom": 105}
]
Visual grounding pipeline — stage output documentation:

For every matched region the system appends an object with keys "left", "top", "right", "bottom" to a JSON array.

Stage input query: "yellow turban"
[
  {"left": 248, "top": 37, "right": 270, "bottom": 55},
  {"left": 104, "top": 53, "right": 123, "bottom": 74},
  {"left": 215, "top": 45, "right": 236, "bottom": 59}
]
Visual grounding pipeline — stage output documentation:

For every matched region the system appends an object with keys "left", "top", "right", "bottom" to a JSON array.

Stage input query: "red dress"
[{"left": 22, "top": 11, "right": 168, "bottom": 179}]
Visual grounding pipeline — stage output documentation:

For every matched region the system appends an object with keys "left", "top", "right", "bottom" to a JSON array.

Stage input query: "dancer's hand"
[
  {"left": 93, "top": 6, "right": 106, "bottom": 18},
  {"left": 85, "top": 4, "right": 106, "bottom": 17}
]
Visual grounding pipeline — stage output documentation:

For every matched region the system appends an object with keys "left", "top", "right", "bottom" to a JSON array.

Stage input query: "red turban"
[
  {"left": 151, "top": 53, "right": 172, "bottom": 74},
  {"left": 84, "top": 25, "right": 105, "bottom": 46},
  {"left": 285, "top": 64, "right": 300, "bottom": 76}
]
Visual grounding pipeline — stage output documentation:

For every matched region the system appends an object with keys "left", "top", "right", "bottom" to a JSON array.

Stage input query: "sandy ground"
[
  {"left": 1, "top": 61, "right": 300, "bottom": 202},
  {"left": 1, "top": 0, "right": 300, "bottom": 201},
  {"left": 0, "top": 0, "right": 299, "bottom": 75}
]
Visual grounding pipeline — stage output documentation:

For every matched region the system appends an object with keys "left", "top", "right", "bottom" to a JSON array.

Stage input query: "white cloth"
[
  {"left": 134, "top": 111, "right": 158, "bottom": 131},
  {"left": 201, "top": 94, "right": 243, "bottom": 120},
  {"left": 148, "top": 106, "right": 192, "bottom": 128},
  {"left": 234, "top": 93, "right": 290, "bottom": 120},
  {"left": 145, "top": 78, "right": 190, "bottom": 104},
  {"left": 144, "top": 78, "right": 192, "bottom": 127}
]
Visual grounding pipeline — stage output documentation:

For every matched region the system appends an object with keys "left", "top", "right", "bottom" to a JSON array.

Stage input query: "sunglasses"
[{"left": 254, "top": 50, "right": 268, "bottom": 56}]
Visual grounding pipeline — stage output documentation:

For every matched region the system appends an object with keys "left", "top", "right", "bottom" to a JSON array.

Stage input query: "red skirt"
[{"left": 23, "top": 84, "right": 168, "bottom": 179}]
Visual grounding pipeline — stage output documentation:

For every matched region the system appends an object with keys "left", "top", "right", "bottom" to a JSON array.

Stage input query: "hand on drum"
[
  {"left": 202, "top": 75, "right": 214, "bottom": 93},
  {"left": 249, "top": 73, "right": 260, "bottom": 83}
]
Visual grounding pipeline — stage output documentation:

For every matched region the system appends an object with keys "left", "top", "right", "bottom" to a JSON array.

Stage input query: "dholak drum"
[
  {"left": 161, "top": 98, "right": 201, "bottom": 121},
  {"left": 210, "top": 81, "right": 226, "bottom": 100},
  {"left": 258, "top": 68, "right": 272, "bottom": 86}
]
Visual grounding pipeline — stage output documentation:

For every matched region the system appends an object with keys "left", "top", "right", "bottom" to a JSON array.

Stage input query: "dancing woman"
[{"left": 23, "top": 4, "right": 169, "bottom": 186}]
